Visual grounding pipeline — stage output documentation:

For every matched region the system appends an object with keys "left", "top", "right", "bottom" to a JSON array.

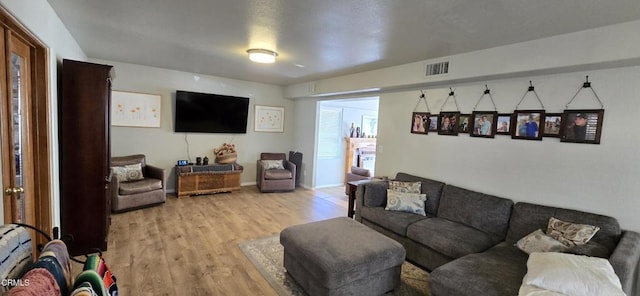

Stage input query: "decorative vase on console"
[
  {"left": 356, "top": 127, "right": 361, "bottom": 138},
  {"left": 350, "top": 123, "right": 355, "bottom": 138}
]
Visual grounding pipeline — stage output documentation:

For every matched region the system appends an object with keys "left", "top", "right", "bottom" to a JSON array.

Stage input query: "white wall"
[
  {"left": 0, "top": 0, "right": 87, "bottom": 227},
  {"left": 376, "top": 66, "right": 640, "bottom": 232},
  {"left": 290, "top": 98, "right": 318, "bottom": 188},
  {"left": 93, "top": 60, "right": 294, "bottom": 190}
]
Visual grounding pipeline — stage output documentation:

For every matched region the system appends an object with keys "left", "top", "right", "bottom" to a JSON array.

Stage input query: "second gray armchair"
[{"left": 256, "top": 153, "right": 296, "bottom": 192}]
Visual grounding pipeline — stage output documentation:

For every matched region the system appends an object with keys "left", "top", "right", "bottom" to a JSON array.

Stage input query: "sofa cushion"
[
  {"left": 394, "top": 173, "right": 445, "bottom": 217},
  {"left": 407, "top": 217, "right": 498, "bottom": 259},
  {"left": 363, "top": 181, "right": 390, "bottom": 207},
  {"left": 385, "top": 190, "right": 427, "bottom": 216},
  {"left": 119, "top": 178, "right": 162, "bottom": 195},
  {"left": 360, "top": 206, "right": 428, "bottom": 236},
  {"left": 437, "top": 185, "right": 513, "bottom": 243},
  {"left": 429, "top": 241, "right": 529, "bottom": 296},
  {"left": 505, "top": 202, "right": 621, "bottom": 253},
  {"left": 264, "top": 169, "right": 292, "bottom": 180}
]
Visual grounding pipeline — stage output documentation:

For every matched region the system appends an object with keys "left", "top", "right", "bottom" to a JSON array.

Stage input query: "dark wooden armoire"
[{"left": 59, "top": 59, "right": 114, "bottom": 256}]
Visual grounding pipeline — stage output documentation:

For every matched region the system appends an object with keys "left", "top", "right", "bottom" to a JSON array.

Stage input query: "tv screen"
[{"left": 174, "top": 90, "right": 249, "bottom": 133}]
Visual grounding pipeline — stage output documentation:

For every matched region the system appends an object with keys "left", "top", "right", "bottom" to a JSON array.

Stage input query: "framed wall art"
[
  {"left": 438, "top": 112, "right": 460, "bottom": 136},
  {"left": 458, "top": 114, "right": 471, "bottom": 134},
  {"left": 512, "top": 110, "right": 545, "bottom": 140},
  {"left": 428, "top": 115, "right": 438, "bottom": 132},
  {"left": 560, "top": 109, "right": 604, "bottom": 144},
  {"left": 255, "top": 105, "right": 285, "bottom": 132},
  {"left": 543, "top": 113, "right": 563, "bottom": 138},
  {"left": 469, "top": 111, "right": 497, "bottom": 138},
  {"left": 496, "top": 114, "right": 513, "bottom": 135},
  {"left": 410, "top": 112, "right": 429, "bottom": 135},
  {"left": 111, "top": 91, "right": 162, "bottom": 127}
]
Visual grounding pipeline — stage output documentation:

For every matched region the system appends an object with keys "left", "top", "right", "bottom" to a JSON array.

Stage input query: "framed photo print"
[
  {"left": 255, "top": 105, "right": 285, "bottom": 132},
  {"left": 560, "top": 109, "right": 604, "bottom": 144},
  {"left": 543, "top": 113, "right": 563, "bottom": 138},
  {"left": 496, "top": 113, "right": 512, "bottom": 135},
  {"left": 458, "top": 114, "right": 471, "bottom": 133},
  {"left": 469, "top": 111, "right": 498, "bottom": 138},
  {"left": 512, "top": 110, "right": 545, "bottom": 140},
  {"left": 438, "top": 112, "right": 460, "bottom": 136},
  {"left": 410, "top": 112, "right": 429, "bottom": 135},
  {"left": 428, "top": 115, "right": 438, "bottom": 132}
]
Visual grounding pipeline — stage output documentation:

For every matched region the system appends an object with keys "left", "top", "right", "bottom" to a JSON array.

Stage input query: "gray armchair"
[
  {"left": 110, "top": 154, "right": 167, "bottom": 212},
  {"left": 256, "top": 153, "right": 296, "bottom": 192}
]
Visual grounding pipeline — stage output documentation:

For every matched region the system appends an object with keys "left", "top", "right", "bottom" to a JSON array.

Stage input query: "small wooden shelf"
[{"left": 175, "top": 165, "right": 243, "bottom": 197}]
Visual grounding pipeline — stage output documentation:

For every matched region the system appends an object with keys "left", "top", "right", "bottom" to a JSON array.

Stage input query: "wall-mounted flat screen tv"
[{"left": 174, "top": 90, "right": 249, "bottom": 133}]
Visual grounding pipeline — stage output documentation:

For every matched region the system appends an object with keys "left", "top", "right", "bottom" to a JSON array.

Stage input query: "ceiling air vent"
[{"left": 425, "top": 61, "right": 449, "bottom": 77}]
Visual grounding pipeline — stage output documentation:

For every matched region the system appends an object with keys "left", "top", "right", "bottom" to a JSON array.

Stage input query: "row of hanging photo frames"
[
  {"left": 410, "top": 77, "right": 605, "bottom": 144},
  {"left": 411, "top": 109, "right": 604, "bottom": 143}
]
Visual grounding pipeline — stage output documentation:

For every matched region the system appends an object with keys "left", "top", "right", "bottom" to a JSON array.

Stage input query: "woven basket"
[{"left": 215, "top": 152, "right": 237, "bottom": 164}]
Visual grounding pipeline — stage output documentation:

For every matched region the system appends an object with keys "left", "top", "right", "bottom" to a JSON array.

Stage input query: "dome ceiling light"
[{"left": 247, "top": 48, "right": 278, "bottom": 64}]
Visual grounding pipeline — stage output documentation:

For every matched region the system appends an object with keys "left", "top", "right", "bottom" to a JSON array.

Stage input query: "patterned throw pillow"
[
  {"left": 262, "top": 160, "right": 285, "bottom": 170},
  {"left": 111, "top": 163, "right": 144, "bottom": 182},
  {"left": 388, "top": 181, "right": 421, "bottom": 193},
  {"left": 516, "top": 229, "right": 568, "bottom": 254},
  {"left": 546, "top": 217, "right": 600, "bottom": 247},
  {"left": 385, "top": 189, "right": 427, "bottom": 216}
]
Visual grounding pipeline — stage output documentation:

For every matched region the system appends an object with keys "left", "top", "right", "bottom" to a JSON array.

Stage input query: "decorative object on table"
[
  {"left": 255, "top": 105, "right": 285, "bottom": 132},
  {"left": 543, "top": 113, "right": 563, "bottom": 137},
  {"left": 350, "top": 122, "right": 355, "bottom": 137},
  {"left": 496, "top": 114, "right": 513, "bottom": 135},
  {"left": 111, "top": 90, "right": 161, "bottom": 128},
  {"left": 512, "top": 81, "right": 546, "bottom": 141},
  {"left": 411, "top": 90, "right": 430, "bottom": 135},
  {"left": 356, "top": 126, "right": 361, "bottom": 138},
  {"left": 202, "top": 156, "right": 209, "bottom": 165},
  {"left": 560, "top": 76, "right": 605, "bottom": 144},
  {"left": 437, "top": 88, "right": 461, "bottom": 136},
  {"left": 214, "top": 142, "right": 237, "bottom": 164},
  {"left": 469, "top": 85, "right": 498, "bottom": 138},
  {"left": 196, "top": 157, "right": 202, "bottom": 165}
]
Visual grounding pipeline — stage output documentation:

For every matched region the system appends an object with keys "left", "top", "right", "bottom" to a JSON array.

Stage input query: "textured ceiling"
[{"left": 47, "top": 0, "right": 640, "bottom": 86}]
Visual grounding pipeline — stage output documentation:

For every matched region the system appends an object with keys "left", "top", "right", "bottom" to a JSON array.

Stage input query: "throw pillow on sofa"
[
  {"left": 384, "top": 189, "right": 427, "bottom": 216},
  {"left": 388, "top": 180, "right": 421, "bottom": 193},
  {"left": 520, "top": 252, "right": 625, "bottom": 296},
  {"left": 111, "top": 163, "right": 144, "bottom": 182},
  {"left": 262, "top": 160, "right": 285, "bottom": 170},
  {"left": 546, "top": 217, "right": 600, "bottom": 247},
  {"left": 516, "top": 229, "right": 568, "bottom": 254}
]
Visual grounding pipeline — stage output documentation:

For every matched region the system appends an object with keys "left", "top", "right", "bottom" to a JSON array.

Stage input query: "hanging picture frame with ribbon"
[
  {"left": 410, "top": 90, "right": 430, "bottom": 135},
  {"left": 437, "top": 88, "right": 461, "bottom": 136},
  {"left": 512, "top": 81, "right": 546, "bottom": 140},
  {"left": 469, "top": 85, "right": 498, "bottom": 138},
  {"left": 560, "top": 76, "right": 605, "bottom": 144}
]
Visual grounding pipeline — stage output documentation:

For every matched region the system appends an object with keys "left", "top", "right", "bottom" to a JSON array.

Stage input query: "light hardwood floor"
[{"left": 76, "top": 185, "right": 348, "bottom": 295}]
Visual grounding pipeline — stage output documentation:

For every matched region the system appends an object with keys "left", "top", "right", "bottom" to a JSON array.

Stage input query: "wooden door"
[{"left": 0, "top": 7, "right": 52, "bottom": 248}]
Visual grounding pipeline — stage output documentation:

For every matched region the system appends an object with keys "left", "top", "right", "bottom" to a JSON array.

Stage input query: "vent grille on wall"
[{"left": 426, "top": 61, "right": 450, "bottom": 76}]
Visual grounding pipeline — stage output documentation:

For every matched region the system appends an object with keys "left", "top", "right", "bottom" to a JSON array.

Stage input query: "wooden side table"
[{"left": 346, "top": 179, "right": 377, "bottom": 218}]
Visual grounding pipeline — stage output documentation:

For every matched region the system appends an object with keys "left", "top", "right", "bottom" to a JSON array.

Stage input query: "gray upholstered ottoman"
[{"left": 280, "top": 217, "right": 406, "bottom": 296}]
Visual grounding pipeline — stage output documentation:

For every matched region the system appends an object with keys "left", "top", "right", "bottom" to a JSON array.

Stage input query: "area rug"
[{"left": 239, "top": 235, "right": 430, "bottom": 296}]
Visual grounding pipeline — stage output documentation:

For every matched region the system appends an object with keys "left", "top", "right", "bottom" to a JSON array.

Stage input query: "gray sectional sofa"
[{"left": 354, "top": 172, "right": 640, "bottom": 296}]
